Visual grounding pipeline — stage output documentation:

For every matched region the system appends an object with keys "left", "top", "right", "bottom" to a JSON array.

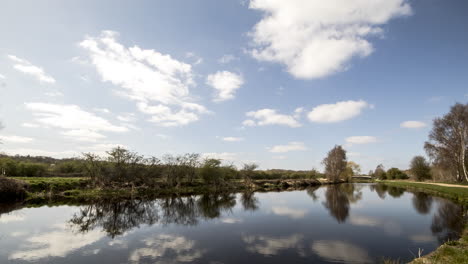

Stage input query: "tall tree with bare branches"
[{"left": 424, "top": 103, "right": 468, "bottom": 182}]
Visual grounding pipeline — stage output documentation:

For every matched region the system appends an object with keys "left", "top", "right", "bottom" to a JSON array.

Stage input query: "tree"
[
  {"left": 386, "top": 168, "right": 409, "bottom": 180},
  {"left": 410, "top": 156, "right": 431, "bottom": 181},
  {"left": 322, "top": 145, "right": 347, "bottom": 182},
  {"left": 425, "top": 103, "right": 468, "bottom": 182},
  {"left": 240, "top": 163, "right": 258, "bottom": 185},
  {"left": 374, "top": 164, "right": 386, "bottom": 180}
]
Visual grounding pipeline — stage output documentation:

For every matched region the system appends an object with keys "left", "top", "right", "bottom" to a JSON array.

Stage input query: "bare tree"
[
  {"left": 322, "top": 145, "right": 347, "bottom": 182},
  {"left": 425, "top": 103, "right": 468, "bottom": 182}
]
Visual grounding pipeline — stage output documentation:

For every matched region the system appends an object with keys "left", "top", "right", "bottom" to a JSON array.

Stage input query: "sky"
[{"left": 0, "top": 0, "right": 467, "bottom": 172}]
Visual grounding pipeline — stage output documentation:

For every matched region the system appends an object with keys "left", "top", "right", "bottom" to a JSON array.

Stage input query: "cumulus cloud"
[
  {"left": 244, "top": 108, "right": 302, "bottom": 127},
  {"left": 7, "top": 55, "right": 56, "bottom": 83},
  {"left": 345, "top": 136, "right": 377, "bottom": 146},
  {"left": 0, "top": 135, "right": 34, "bottom": 143},
  {"left": 206, "top": 71, "right": 244, "bottom": 102},
  {"left": 308, "top": 100, "right": 370, "bottom": 123},
  {"left": 222, "top": 137, "right": 244, "bottom": 142},
  {"left": 0, "top": 73, "right": 5, "bottom": 79},
  {"left": 248, "top": 0, "right": 412, "bottom": 79},
  {"left": 269, "top": 142, "right": 307, "bottom": 153},
  {"left": 400, "top": 121, "right": 426, "bottom": 129},
  {"left": 80, "top": 30, "right": 208, "bottom": 127},
  {"left": 25, "top": 102, "right": 128, "bottom": 141}
]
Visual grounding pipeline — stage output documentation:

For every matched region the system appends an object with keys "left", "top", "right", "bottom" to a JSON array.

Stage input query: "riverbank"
[
  {"left": 380, "top": 180, "right": 468, "bottom": 205},
  {"left": 4, "top": 176, "right": 341, "bottom": 203},
  {"left": 381, "top": 180, "right": 468, "bottom": 264}
]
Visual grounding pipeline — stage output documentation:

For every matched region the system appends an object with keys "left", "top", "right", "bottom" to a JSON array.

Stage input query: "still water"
[{"left": 0, "top": 183, "right": 465, "bottom": 264}]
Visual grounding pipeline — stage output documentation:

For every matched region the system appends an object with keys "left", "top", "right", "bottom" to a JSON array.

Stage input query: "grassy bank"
[
  {"left": 381, "top": 180, "right": 468, "bottom": 264},
  {"left": 9, "top": 177, "right": 327, "bottom": 202},
  {"left": 380, "top": 180, "right": 468, "bottom": 205}
]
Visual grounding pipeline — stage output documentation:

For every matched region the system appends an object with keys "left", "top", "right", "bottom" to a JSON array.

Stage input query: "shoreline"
[
  {"left": 6, "top": 177, "right": 347, "bottom": 204},
  {"left": 380, "top": 180, "right": 468, "bottom": 264}
]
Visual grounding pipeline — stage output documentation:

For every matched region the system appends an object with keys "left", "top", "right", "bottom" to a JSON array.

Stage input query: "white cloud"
[
  {"left": 206, "top": 71, "right": 244, "bottom": 102},
  {"left": 202, "top": 152, "right": 238, "bottom": 161},
  {"left": 22, "top": 122, "right": 40, "bottom": 128},
  {"left": 242, "top": 234, "right": 303, "bottom": 256},
  {"left": 129, "top": 234, "right": 205, "bottom": 263},
  {"left": 2, "top": 148, "right": 78, "bottom": 158},
  {"left": 93, "top": 108, "right": 111, "bottom": 114},
  {"left": 271, "top": 206, "right": 307, "bottom": 219},
  {"left": 80, "top": 30, "right": 208, "bottom": 127},
  {"left": 0, "top": 135, "right": 34, "bottom": 143},
  {"left": 60, "top": 129, "right": 106, "bottom": 142},
  {"left": 9, "top": 225, "right": 105, "bottom": 261},
  {"left": 308, "top": 100, "right": 370, "bottom": 123},
  {"left": 185, "top": 52, "right": 203, "bottom": 65},
  {"left": 117, "top": 113, "right": 136, "bottom": 122},
  {"left": 7, "top": 55, "right": 56, "bottom": 83},
  {"left": 311, "top": 240, "right": 372, "bottom": 264},
  {"left": 345, "top": 136, "right": 377, "bottom": 145},
  {"left": 244, "top": 109, "right": 302, "bottom": 127},
  {"left": 221, "top": 217, "right": 243, "bottom": 224},
  {"left": 248, "top": 0, "right": 412, "bottom": 79},
  {"left": 0, "top": 213, "right": 25, "bottom": 223},
  {"left": 44, "top": 91, "right": 63, "bottom": 97},
  {"left": 222, "top": 137, "right": 244, "bottom": 142},
  {"left": 218, "top": 54, "right": 238, "bottom": 64},
  {"left": 25, "top": 102, "right": 128, "bottom": 141},
  {"left": 400, "top": 121, "right": 427, "bottom": 129},
  {"left": 0, "top": 73, "right": 5, "bottom": 79},
  {"left": 269, "top": 142, "right": 307, "bottom": 153}
]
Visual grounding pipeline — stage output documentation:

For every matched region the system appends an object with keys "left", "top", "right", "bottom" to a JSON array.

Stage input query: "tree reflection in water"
[
  {"left": 69, "top": 192, "right": 258, "bottom": 237},
  {"left": 320, "top": 184, "right": 363, "bottom": 223},
  {"left": 412, "top": 192, "right": 433, "bottom": 215},
  {"left": 431, "top": 200, "right": 466, "bottom": 243},
  {"left": 241, "top": 192, "right": 259, "bottom": 211}
]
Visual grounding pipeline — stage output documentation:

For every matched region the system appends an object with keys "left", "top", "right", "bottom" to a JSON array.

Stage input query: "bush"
[
  {"left": 386, "top": 168, "right": 409, "bottom": 180},
  {"left": 0, "top": 176, "right": 28, "bottom": 201},
  {"left": 410, "top": 156, "right": 431, "bottom": 181}
]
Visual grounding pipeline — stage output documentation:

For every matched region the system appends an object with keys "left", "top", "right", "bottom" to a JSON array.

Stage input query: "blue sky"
[{"left": 0, "top": 0, "right": 467, "bottom": 172}]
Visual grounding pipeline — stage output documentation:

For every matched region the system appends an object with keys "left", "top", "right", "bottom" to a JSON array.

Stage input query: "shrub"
[{"left": 0, "top": 176, "right": 28, "bottom": 201}]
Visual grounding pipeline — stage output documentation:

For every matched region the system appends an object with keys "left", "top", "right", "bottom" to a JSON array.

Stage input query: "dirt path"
[{"left": 390, "top": 180, "right": 468, "bottom": 189}]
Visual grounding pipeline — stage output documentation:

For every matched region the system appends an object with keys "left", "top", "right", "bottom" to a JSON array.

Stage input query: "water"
[{"left": 0, "top": 183, "right": 465, "bottom": 264}]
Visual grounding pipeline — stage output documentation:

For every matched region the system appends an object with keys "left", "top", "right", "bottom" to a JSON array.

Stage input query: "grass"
[
  {"left": 380, "top": 180, "right": 468, "bottom": 205},
  {"left": 381, "top": 180, "right": 468, "bottom": 264},
  {"left": 411, "top": 224, "right": 468, "bottom": 264}
]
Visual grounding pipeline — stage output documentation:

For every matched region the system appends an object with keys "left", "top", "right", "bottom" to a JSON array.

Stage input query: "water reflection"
[
  {"left": 412, "top": 192, "right": 433, "bottom": 215},
  {"left": 311, "top": 240, "right": 372, "bottom": 264},
  {"left": 321, "top": 184, "right": 363, "bottom": 223},
  {"left": 242, "top": 234, "right": 304, "bottom": 256},
  {"left": 129, "top": 234, "right": 205, "bottom": 263},
  {"left": 431, "top": 200, "right": 466, "bottom": 243},
  {"left": 1, "top": 184, "right": 466, "bottom": 264},
  {"left": 69, "top": 193, "right": 248, "bottom": 237},
  {"left": 70, "top": 199, "right": 159, "bottom": 238}
]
